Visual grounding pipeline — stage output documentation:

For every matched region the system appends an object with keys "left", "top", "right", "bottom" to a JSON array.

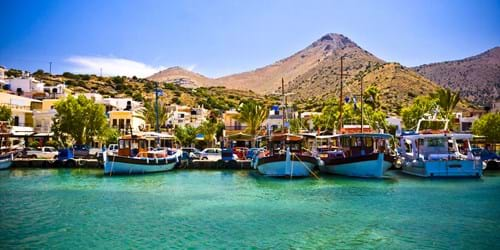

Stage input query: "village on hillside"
[{"left": 0, "top": 65, "right": 498, "bottom": 153}]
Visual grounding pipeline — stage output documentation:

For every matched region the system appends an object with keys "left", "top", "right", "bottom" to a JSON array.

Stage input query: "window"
[
  {"left": 119, "top": 119, "right": 125, "bottom": 129},
  {"left": 112, "top": 119, "right": 117, "bottom": 127}
]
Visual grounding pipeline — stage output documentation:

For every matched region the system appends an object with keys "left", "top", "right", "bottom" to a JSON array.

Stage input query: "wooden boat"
[
  {"left": 0, "top": 121, "right": 15, "bottom": 170},
  {"left": 103, "top": 132, "right": 181, "bottom": 175},
  {"left": 253, "top": 133, "right": 322, "bottom": 177},
  {"left": 318, "top": 133, "right": 394, "bottom": 178}
]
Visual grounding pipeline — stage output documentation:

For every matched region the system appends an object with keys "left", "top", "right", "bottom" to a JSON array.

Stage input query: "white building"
[
  {"left": 0, "top": 67, "right": 6, "bottom": 85},
  {"left": 166, "top": 105, "right": 208, "bottom": 128},
  {"left": 386, "top": 116, "right": 402, "bottom": 135},
  {"left": 8, "top": 76, "right": 44, "bottom": 97}
]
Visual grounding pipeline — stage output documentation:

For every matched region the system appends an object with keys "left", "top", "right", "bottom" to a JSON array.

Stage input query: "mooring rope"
[{"left": 293, "top": 153, "right": 320, "bottom": 180}]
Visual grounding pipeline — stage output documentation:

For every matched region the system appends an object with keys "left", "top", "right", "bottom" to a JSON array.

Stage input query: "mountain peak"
[{"left": 310, "top": 33, "right": 358, "bottom": 51}]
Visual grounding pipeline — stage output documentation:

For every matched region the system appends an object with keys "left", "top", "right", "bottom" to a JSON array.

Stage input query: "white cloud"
[
  {"left": 185, "top": 64, "right": 197, "bottom": 71},
  {"left": 66, "top": 56, "right": 165, "bottom": 78}
]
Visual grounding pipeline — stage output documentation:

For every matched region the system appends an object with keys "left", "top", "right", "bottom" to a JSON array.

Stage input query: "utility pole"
[
  {"left": 360, "top": 73, "right": 364, "bottom": 134},
  {"left": 155, "top": 82, "right": 160, "bottom": 133},
  {"left": 281, "top": 78, "right": 285, "bottom": 133},
  {"left": 49, "top": 62, "right": 52, "bottom": 74},
  {"left": 339, "top": 55, "right": 345, "bottom": 133}
]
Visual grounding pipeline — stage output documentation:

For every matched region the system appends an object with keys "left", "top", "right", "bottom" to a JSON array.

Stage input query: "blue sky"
[{"left": 0, "top": 0, "right": 498, "bottom": 77}]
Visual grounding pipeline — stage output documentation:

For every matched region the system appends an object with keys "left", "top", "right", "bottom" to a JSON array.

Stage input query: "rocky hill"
[
  {"left": 148, "top": 66, "right": 210, "bottom": 89},
  {"left": 147, "top": 33, "right": 383, "bottom": 94},
  {"left": 412, "top": 47, "right": 500, "bottom": 106}
]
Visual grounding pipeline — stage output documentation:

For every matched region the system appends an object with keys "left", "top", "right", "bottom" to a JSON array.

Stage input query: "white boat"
[
  {"left": 253, "top": 134, "right": 322, "bottom": 177},
  {"left": 398, "top": 117, "right": 482, "bottom": 178},
  {"left": 318, "top": 133, "right": 394, "bottom": 178},
  {"left": 103, "top": 133, "right": 181, "bottom": 175}
]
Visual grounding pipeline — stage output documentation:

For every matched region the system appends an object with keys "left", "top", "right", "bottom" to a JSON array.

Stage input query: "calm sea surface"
[{"left": 1, "top": 168, "right": 499, "bottom": 249}]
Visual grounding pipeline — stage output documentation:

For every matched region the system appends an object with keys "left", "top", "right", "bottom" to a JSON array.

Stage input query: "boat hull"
[
  {"left": 0, "top": 158, "right": 12, "bottom": 170},
  {"left": 402, "top": 159, "right": 482, "bottom": 178},
  {"left": 104, "top": 155, "right": 178, "bottom": 175},
  {"left": 0, "top": 153, "right": 13, "bottom": 170},
  {"left": 256, "top": 154, "right": 318, "bottom": 177},
  {"left": 320, "top": 153, "right": 392, "bottom": 178}
]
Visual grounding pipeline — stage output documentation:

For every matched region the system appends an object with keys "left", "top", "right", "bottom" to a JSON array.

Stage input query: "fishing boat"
[
  {"left": 0, "top": 152, "right": 13, "bottom": 170},
  {"left": 318, "top": 133, "right": 394, "bottom": 178},
  {"left": 103, "top": 132, "right": 181, "bottom": 175},
  {"left": 0, "top": 121, "right": 15, "bottom": 170},
  {"left": 398, "top": 116, "right": 482, "bottom": 178},
  {"left": 253, "top": 133, "right": 322, "bottom": 177}
]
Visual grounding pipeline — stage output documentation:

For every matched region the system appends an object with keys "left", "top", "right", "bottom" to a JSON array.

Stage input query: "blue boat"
[
  {"left": 318, "top": 133, "right": 394, "bottom": 178},
  {"left": 253, "top": 134, "right": 322, "bottom": 177},
  {"left": 397, "top": 117, "right": 482, "bottom": 178},
  {"left": 103, "top": 133, "right": 181, "bottom": 176},
  {"left": 0, "top": 152, "right": 13, "bottom": 170}
]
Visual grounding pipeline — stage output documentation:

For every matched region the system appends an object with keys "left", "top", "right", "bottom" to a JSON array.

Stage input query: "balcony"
[{"left": 225, "top": 125, "right": 247, "bottom": 131}]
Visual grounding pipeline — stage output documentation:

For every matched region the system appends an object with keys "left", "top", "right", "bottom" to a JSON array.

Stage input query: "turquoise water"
[{"left": 1, "top": 169, "right": 499, "bottom": 249}]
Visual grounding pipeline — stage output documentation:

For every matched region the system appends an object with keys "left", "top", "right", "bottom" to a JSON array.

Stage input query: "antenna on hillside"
[
  {"left": 49, "top": 62, "right": 52, "bottom": 74},
  {"left": 100, "top": 68, "right": 103, "bottom": 77}
]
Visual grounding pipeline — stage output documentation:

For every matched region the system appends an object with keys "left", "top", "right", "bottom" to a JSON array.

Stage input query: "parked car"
[
  {"left": 472, "top": 147, "right": 500, "bottom": 170},
  {"left": 107, "top": 144, "right": 119, "bottom": 156},
  {"left": 73, "top": 144, "right": 90, "bottom": 158},
  {"left": 25, "top": 146, "right": 59, "bottom": 159},
  {"left": 182, "top": 147, "right": 202, "bottom": 160},
  {"left": 200, "top": 148, "right": 222, "bottom": 160},
  {"left": 200, "top": 148, "right": 238, "bottom": 161},
  {"left": 233, "top": 147, "right": 249, "bottom": 160}
]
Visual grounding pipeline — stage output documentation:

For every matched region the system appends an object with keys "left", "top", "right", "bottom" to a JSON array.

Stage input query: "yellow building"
[{"left": 109, "top": 110, "right": 145, "bottom": 133}]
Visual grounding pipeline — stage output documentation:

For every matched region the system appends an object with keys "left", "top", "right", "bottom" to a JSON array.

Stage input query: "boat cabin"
[
  {"left": 117, "top": 132, "right": 175, "bottom": 158},
  {"left": 267, "top": 133, "right": 307, "bottom": 156}
]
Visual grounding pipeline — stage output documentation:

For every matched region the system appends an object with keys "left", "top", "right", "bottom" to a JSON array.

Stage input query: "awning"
[
  {"left": 34, "top": 132, "right": 54, "bottom": 137},
  {"left": 227, "top": 132, "right": 253, "bottom": 141},
  {"left": 10, "top": 126, "right": 34, "bottom": 137}
]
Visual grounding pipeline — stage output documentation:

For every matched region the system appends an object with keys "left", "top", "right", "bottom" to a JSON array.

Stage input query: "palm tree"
[
  {"left": 134, "top": 100, "right": 170, "bottom": 131},
  {"left": 199, "top": 120, "right": 219, "bottom": 147},
  {"left": 236, "top": 101, "right": 268, "bottom": 146},
  {"left": 431, "top": 88, "right": 460, "bottom": 120}
]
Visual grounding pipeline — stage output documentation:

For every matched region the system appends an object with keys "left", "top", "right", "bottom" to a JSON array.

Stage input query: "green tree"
[
  {"left": 236, "top": 101, "right": 268, "bottom": 139},
  {"left": 198, "top": 120, "right": 219, "bottom": 147},
  {"left": 431, "top": 88, "right": 460, "bottom": 120},
  {"left": 313, "top": 98, "right": 340, "bottom": 132},
  {"left": 174, "top": 125, "right": 198, "bottom": 147},
  {"left": 472, "top": 113, "right": 500, "bottom": 142},
  {"left": 99, "top": 127, "right": 120, "bottom": 145},
  {"left": 363, "top": 85, "right": 380, "bottom": 109},
  {"left": 0, "top": 105, "right": 12, "bottom": 121},
  {"left": 52, "top": 95, "right": 108, "bottom": 146},
  {"left": 401, "top": 96, "right": 437, "bottom": 130},
  {"left": 134, "top": 100, "right": 170, "bottom": 131},
  {"left": 289, "top": 118, "right": 308, "bottom": 134}
]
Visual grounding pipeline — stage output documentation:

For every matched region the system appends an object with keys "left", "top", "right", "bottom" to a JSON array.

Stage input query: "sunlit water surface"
[{"left": 1, "top": 168, "right": 499, "bottom": 249}]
